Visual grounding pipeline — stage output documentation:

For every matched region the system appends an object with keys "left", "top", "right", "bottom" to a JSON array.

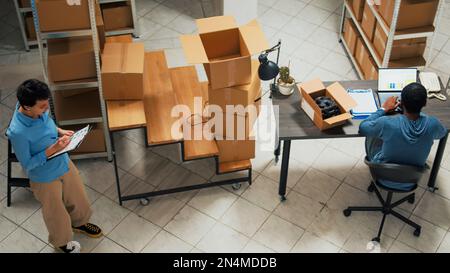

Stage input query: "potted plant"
[{"left": 277, "top": 64, "right": 295, "bottom": 96}]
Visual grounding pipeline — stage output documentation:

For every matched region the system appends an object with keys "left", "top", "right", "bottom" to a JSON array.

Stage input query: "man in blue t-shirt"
[
  {"left": 359, "top": 82, "right": 447, "bottom": 190},
  {"left": 6, "top": 79, "right": 103, "bottom": 253}
]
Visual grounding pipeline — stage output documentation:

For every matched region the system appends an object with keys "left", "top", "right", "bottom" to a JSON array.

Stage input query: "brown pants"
[{"left": 30, "top": 160, "right": 92, "bottom": 248}]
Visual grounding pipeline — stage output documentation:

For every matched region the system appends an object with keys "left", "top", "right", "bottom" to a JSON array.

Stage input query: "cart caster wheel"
[
  {"left": 140, "top": 198, "right": 150, "bottom": 206},
  {"left": 414, "top": 228, "right": 421, "bottom": 237},
  {"left": 280, "top": 195, "right": 286, "bottom": 202},
  {"left": 232, "top": 183, "right": 241, "bottom": 191},
  {"left": 371, "top": 237, "right": 380, "bottom": 243},
  {"left": 408, "top": 195, "right": 415, "bottom": 204},
  {"left": 368, "top": 184, "right": 375, "bottom": 193},
  {"left": 343, "top": 209, "right": 351, "bottom": 217}
]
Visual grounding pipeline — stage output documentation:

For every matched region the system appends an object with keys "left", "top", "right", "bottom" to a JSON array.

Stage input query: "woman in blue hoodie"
[
  {"left": 359, "top": 82, "right": 447, "bottom": 190},
  {"left": 6, "top": 79, "right": 103, "bottom": 253}
]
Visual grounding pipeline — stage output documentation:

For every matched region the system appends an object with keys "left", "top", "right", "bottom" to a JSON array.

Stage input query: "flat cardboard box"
[
  {"left": 208, "top": 59, "right": 261, "bottom": 111},
  {"left": 373, "top": 23, "right": 426, "bottom": 61},
  {"left": 47, "top": 36, "right": 96, "bottom": 82},
  {"left": 101, "top": 42, "right": 144, "bottom": 100},
  {"left": 101, "top": 1, "right": 133, "bottom": 31},
  {"left": 379, "top": 0, "right": 439, "bottom": 30},
  {"left": 181, "top": 16, "right": 269, "bottom": 90},
  {"left": 216, "top": 139, "right": 256, "bottom": 163},
  {"left": 352, "top": 0, "right": 365, "bottom": 21},
  {"left": 25, "top": 13, "right": 36, "bottom": 40},
  {"left": 298, "top": 78, "right": 357, "bottom": 131},
  {"left": 361, "top": 3, "right": 376, "bottom": 41},
  {"left": 343, "top": 18, "right": 359, "bottom": 55},
  {"left": 65, "top": 123, "right": 106, "bottom": 153},
  {"left": 36, "top": 0, "right": 91, "bottom": 32}
]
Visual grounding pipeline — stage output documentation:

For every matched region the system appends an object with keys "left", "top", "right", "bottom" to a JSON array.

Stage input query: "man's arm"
[
  {"left": 9, "top": 135, "right": 48, "bottom": 172},
  {"left": 359, "top": 109, "right": 386, "bottom": 137}
]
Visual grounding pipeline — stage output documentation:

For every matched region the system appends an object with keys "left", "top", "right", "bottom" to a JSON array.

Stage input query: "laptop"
[{"left": 377, "top": 68, "right": 418, "bottom": 109}]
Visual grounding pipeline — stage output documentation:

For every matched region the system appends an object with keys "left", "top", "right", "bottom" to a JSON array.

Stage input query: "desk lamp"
[{"left": 258, "top": 40, "right": 281, "bottom": 98}]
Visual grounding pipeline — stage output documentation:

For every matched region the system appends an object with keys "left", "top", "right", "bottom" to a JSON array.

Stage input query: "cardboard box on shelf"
[
  {"left": 180, "top": 15, "right": 269, "bottom": 90},
  {"left": 95, "top": 0, "right": 105, "bottom": 52},
  {"left": 378, "top": 0, "right": 439, "bottom": 30},
  {"left": 24, "top": 13, "right": 36, "bottom": 40},
  {"left": 47, "top": 36, "right": 96, "bottom": 82},
  {"left": 298, "top": 78, "right": 357, "bottom": 131},
  {"left": 354, "top": 37, "right": 369, "bottom": 73},
  {"left": 101, "top": 42, "right": 144, "bottom": 100},
  {"left": 36, "top": 0, "right": 91, "bottom": 32},
  {"left": 363, "top": 57, "right": 378, "bottom": 80},
  {"left": 216, "top": 139, "right": 256, "bottom": 163},
  {"left": 65, "top": 123, "right": 106, "bottom": 153},
  {"left": 343, "top": 18, "right": 359, "bottom": 55},
  {"left": 361, "top": 3, "right": 376, "bottom": 41},
  {"left": 373, "top": 23, "right": 426, "bottom": 61},
  {"left": 105, "top": 35, "right": 133, "bottom": 44},
  {"left": 19, "top": 0, "right": 30, "bottom": 8},
  {"left": 54, "top": 89, "right": 101, "bottom": 122},
  {"left": 60, "top": 87, "right": 97, "bottom": 98},
  {"left": 101, "top": 1, "right": 133, "bottom": 31},
  {"left": 208, "top": 59, "right": 261, "bottom": 112},
  {"left": 352, "top": 0, "right": 365, "bottom": 21}
]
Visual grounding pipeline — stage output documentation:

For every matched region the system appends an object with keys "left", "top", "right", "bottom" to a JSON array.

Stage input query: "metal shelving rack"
[
  {"left": 99, "top": 0, "right": 139, "bottom": 37},
  {"left": 339, "top": 0, "right": 446, "bottom": 78},
  {"left": 30, "top": 0, "right": 112, "bottom": 161},
  {"left": 13, "top": 0, "right": 38, "bottom": 51}
]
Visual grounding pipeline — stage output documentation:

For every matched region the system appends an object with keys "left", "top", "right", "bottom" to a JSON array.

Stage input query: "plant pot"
[{"left": 277, "top": 79, "right": 295, "bottom": 96}]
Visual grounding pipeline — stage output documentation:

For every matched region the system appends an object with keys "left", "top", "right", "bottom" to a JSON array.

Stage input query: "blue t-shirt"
[
  {"left": 6, "top": 104, "right": 69, "bottom": 183},
  {"left": 360, "top": 109, "right": 447, "bottom": 189}
]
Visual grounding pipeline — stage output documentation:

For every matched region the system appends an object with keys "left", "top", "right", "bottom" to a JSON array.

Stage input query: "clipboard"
[{"left": 48, "top": 125, "right": 92, "bottom": 160}]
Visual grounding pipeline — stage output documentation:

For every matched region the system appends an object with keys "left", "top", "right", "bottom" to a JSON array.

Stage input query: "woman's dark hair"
[
  {"left": 16, "top": 79, "right": 50, "bottom": 107},
  {"left": 401, "top": 82, "right": 427, "bottom": 114}
]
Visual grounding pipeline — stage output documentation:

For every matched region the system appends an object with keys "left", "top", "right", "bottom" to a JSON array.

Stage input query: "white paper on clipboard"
[{"left": 49, "top": 125, "right": 90, "bottom": 159}]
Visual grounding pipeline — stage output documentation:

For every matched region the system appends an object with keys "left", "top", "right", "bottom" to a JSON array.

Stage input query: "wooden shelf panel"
[
  {"left": 106, "top": 100, "right": 146, "bottom": 131},
  {"left": 143, "top": 51, "right": 181, "bottom": 145},
  {"left": 218, "top": 160, "right": 252, "bottom": 174}
]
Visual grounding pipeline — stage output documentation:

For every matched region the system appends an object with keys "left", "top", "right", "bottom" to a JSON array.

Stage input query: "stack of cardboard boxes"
[
  {"left": 35, "top": 0, "right": 107, "bottom": 154},
  {"left": 343, "top": 0, "right": 439, "bottom": 79},
  {"left": 181, "top": 16, "right": 269, "bottom": 163}
]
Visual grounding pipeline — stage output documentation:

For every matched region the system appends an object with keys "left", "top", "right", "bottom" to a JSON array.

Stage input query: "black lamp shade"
[{"left": 258, "top": 54, "right": 279, "bottom": 81}]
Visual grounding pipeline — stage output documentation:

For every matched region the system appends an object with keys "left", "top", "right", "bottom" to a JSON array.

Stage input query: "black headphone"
[{"left": 314, "top": 96, "right": 341, "bottom": 119}]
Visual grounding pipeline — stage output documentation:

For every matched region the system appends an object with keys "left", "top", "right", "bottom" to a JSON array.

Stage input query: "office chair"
[
  {"left": 5, "top": 138, "right": 30, "bottom": 207},
  {"left": 343, "top": 157, "right": 424, "bottom": 243}
]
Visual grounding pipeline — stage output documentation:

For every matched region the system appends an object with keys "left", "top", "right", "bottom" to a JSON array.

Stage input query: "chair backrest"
[{"left": 364, "top": 157, "right": 425, "bottom": 185}]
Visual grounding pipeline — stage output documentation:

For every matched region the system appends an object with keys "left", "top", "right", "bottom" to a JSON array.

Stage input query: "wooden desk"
[{"left": 272, "top": 80, "right": 450, "bottom": 201}]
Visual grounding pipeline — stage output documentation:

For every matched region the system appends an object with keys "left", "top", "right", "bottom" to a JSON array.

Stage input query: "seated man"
[
  {"left": 359, "top": 82, "right": 447, "bottom": 190},
  {"left": 6, "top": 79, "right": 103, "bottom": 253}
]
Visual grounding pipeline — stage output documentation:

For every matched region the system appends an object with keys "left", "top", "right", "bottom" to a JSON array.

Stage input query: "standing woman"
[{"left": 6, "top": 79, "right": 103, "bottom": 253}]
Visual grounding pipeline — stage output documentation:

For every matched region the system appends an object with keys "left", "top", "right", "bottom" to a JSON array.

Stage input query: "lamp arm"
[{"left": 263, "top": 39, "right": 281, "bottom": 54}]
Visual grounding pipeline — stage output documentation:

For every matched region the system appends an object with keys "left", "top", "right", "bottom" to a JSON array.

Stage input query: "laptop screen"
[{"left": 378, "top": 68, "right": 418, "bottom": 92}]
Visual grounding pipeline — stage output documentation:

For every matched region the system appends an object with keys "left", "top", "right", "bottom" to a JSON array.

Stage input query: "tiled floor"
[{"left": 1, "top": 0, "right": 450, "bottom": 253}]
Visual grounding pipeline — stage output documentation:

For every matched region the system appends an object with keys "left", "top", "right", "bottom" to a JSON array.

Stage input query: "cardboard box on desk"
[
  {"left": 36, "top": 0, "right": 91, "bottom": 32},
  {"left": 378, "top": 0, "right": 439, "bottom": 30},
  {"left": 208, "top": 59, "right": 261, "bottom": 112},
  {"left": 101, "top": 42, "right": 144, "bottom": 100},
  {"left": 298, "top": 79, "right": 357, "bottom": 131},
  {"left": 47, "top": 36, "right": 96, "bottom": 82},
  {"left": 180, "top": 15, "right": 269, "bottom": 90},
  {"left": 101, "top": 1, "right": 133, "bottom": 31}
]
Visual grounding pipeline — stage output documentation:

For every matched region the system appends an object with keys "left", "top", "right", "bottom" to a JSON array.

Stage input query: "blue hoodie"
[
  {"left": 6, "top": 104, "right": 69, "bottom": 183},
  {"left": 360, "top": 109, "right": 447, "bottom": 189}
]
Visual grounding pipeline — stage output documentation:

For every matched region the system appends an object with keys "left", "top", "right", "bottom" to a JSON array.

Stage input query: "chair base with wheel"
[{"left": 343, "top": 157, "right": 424, "bottom": 243}]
